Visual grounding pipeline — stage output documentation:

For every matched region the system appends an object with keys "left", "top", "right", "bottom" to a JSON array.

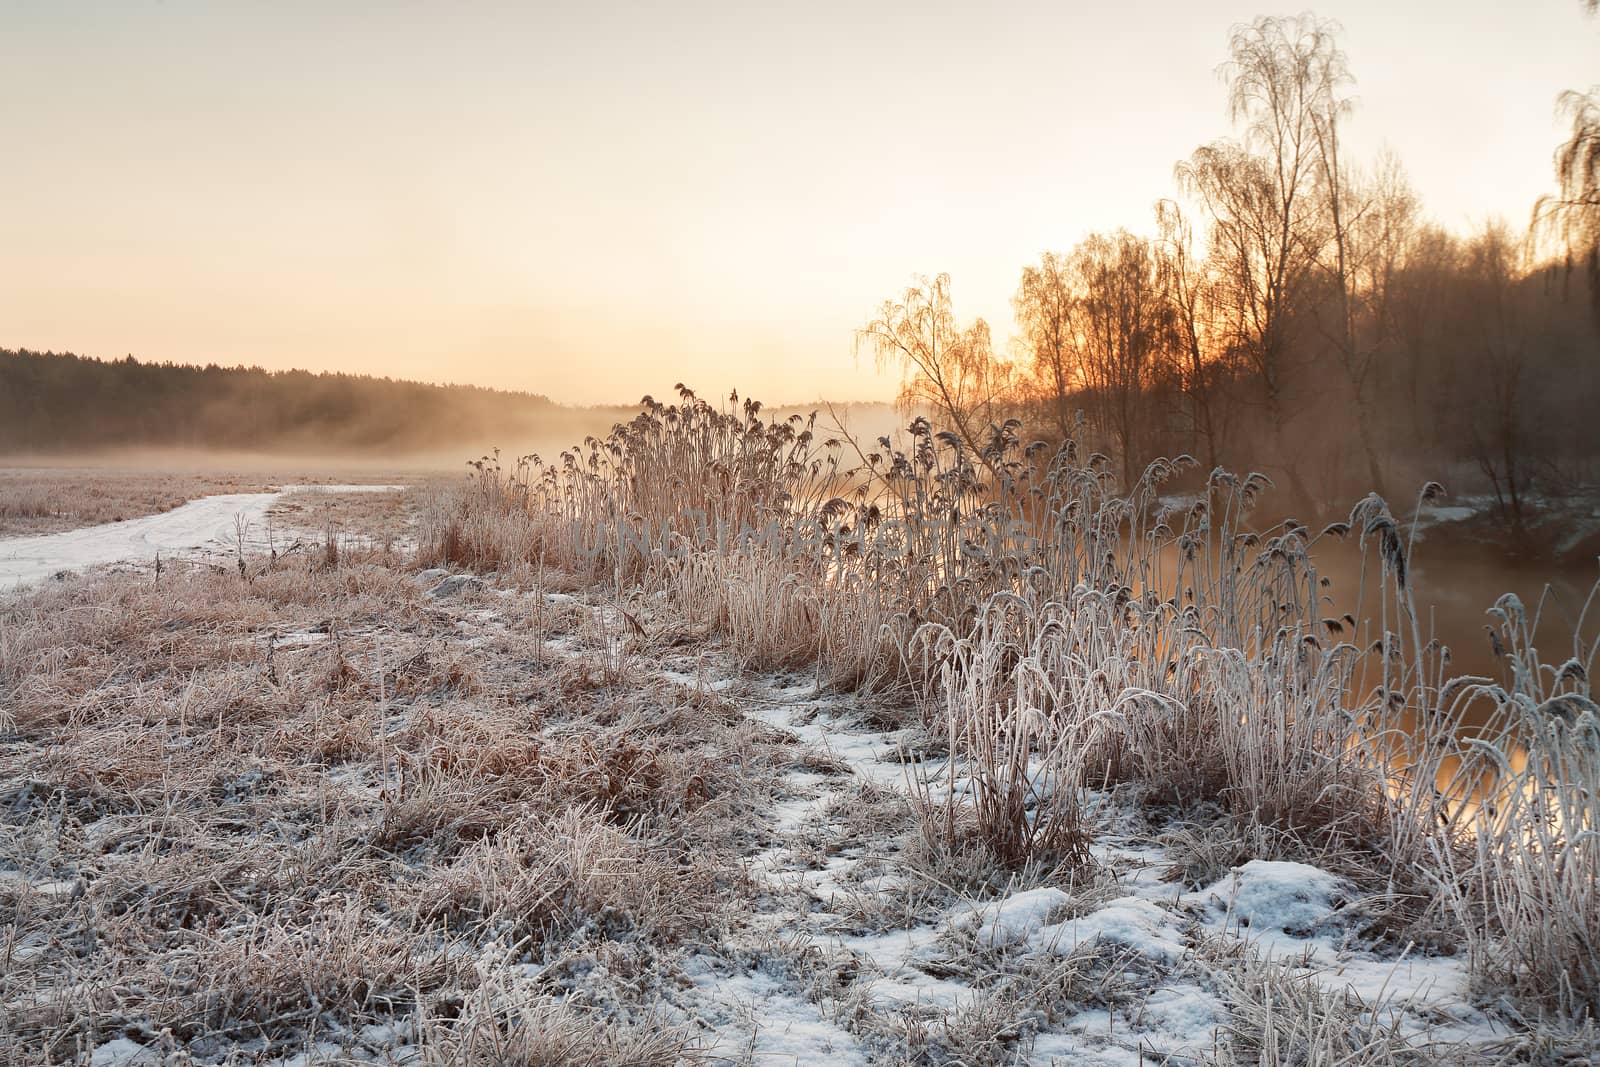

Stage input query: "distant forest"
[
  {"left": 0, "top": 349, "right": 899, "bottom": 463},
  {"left": 0, "top": 350, "right": 614, "bottom": 455}
]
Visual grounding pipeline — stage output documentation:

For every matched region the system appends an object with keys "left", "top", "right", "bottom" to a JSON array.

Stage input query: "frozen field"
[
  {"left": 1, "top": 415, "right": 1595, "bottom": 1064},
  {"left": 0, "top": 560, "right": 1508, "bottom": 1065}
]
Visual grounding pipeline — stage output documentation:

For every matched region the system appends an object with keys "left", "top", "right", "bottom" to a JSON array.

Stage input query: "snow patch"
[
  {"left": 1192, "top": 859, "right": 1344, "bottom": 942},
  {"left": 960, "top": 886, "right": 1075, "bottom": 946},
  {"left": 1032, "top": 896, "right": 1188, "bottom": 962},
  {"left": 683, "top": 960, "right": 868, "bottom": 1065},
  {"left": 89, "top": 1039, "right": 159, "bottom": 1067}
]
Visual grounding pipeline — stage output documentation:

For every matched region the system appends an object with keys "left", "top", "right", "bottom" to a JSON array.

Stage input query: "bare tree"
[
  {"left": 1063, "top": 231, "right": 1176, "bottom": 487},
  {"left": 1012, "top": 234, "right": 1177, "bottom": 484},
  {"left": 1389, "top": 223, "right": 1460, "bottom": 434},
  {"left": 1536, "top": 90, "right": 1600, "bottom": 321},
  {"left": 1178, "top": 13, "right": 1346, "bottom": 510},
  {"left": 857, "top": 273, "right": 1011, "bottom": 462},
  {"left": 1456, "top": 225, "right": 1537, "bottom": 547},
  {"left": 1155, "top": 199, "right": 1224, "bottom": 472},
  {"left": 1178, "top": 142, "right": 1320, "bottom": 502},
  {"left": 1013, "top": 252, "right": 1079, "bottom": 442},
  {"left": 1314, "top": 150, "right": 1419, "bottom": 496}
]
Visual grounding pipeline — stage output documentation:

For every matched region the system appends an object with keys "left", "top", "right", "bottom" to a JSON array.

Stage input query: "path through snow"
[{"left": 0, "top": 484, "right": 404, "bottom": 590}]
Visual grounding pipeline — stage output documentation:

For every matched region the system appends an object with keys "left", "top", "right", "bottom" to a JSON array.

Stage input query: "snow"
[
  {"left": 0, "top": 484, "right": 403, "bottom": 589},
  {"left": 682, "top": 959, "right": 869, "bottom": 1065},
  {"left": 1138, "top": 982, "right": 1224, "bottom": 1042},
  {"left": 747, "top": 697, "right": 904, "bottom": 787},
  {"left": 0, "top": 868, "right": 82, "bottom": 900},
  {"left": 1181, "top": 859, "right": 1482, "bottom": 1024},
  {"left": 89, "top": 1039, "right": 159, "bottom": 1066},
  {"left": 425, "top": 573, "right": 486, "bottom": 599},
  {"left": 960, "top": 886, "right": 1074, "bottom": 945},
  {"left": 835, "top": 926, "right": 939, "bottom": 971},
  {"left": 1025, "top": 1037, "right": 1146, "bottom": 1067},
  {"left": 728, "top": 679, "right": 1497, "bottom": 1060},
  {"left": 267, "top": 1043, "right": 346, "bottom": 1067},
  {"left": 1200, "top": 859, "right": 1344, "bottom": 940},
  {"left": 659, "top": 667, "right": 739, "bottom": 692},
  {"left": 270, "top": 630, "right": 329, "bottom": 649},
  {"left": 1422, "top": 505, "right": 1477, "bottom": 524},
  {"left": 770, "top": 771, "right": 832, "bottom": 833},
  {"left": 865, "top": 972, "right": 979, "bottom": 1011},
  {"left": 1030, "top": 979, "right": 1223, "bottom": 1064},
  {"left": 1033, "top": 896, "right": 1188, "bottom": 963}
]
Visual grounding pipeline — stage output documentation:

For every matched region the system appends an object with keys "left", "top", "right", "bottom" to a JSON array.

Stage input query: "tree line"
[
  {"left": 862, "top": 13, "right": 1600, "bottom": 539},
  {"left": 0, "top": 349, "right": 584, "bottom": 455},
  {"left": 0, "top": 349, "right": 901, "bottom": 463}
]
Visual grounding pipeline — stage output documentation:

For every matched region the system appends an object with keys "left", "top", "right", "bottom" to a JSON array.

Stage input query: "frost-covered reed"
[{"left": 420, "top": 386, "right": 1600, "bottom": 1029}]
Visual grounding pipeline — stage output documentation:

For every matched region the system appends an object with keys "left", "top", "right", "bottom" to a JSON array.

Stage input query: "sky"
[{"left": 2, "top": 1, "right": 1596, "bottom": 405}]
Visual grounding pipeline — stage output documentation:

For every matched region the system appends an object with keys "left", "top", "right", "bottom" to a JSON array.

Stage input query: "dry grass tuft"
[{"left": 1212, "top": 946, "right": 1440, "bottom": 1066}]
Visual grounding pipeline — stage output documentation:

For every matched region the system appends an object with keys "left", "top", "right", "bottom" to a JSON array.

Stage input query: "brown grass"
[
  {"left": 267, "top": 486, "right": 420, "bottom": 547},
  {"left": 0, "top": 553, "right": 778, "bottom": 1062}
]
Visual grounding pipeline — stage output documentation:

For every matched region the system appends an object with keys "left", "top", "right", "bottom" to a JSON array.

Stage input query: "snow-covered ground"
[
  {"left": 0, "top": 484, "right": 403, "bottom": 589},
  {"left": 699, "top": 681, "right": 1493, "bottom": 1063},
  {"left": 382, "top": 581, "right": 1505, "bottom": 1063},
  {"left": 4, "top": 525, "right": 1518, "bottom": 1062}
]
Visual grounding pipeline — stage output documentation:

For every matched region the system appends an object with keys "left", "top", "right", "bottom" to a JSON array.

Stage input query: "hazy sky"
[{"left": 3, "top": 1, "right": 1596, "bottom": 405}]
